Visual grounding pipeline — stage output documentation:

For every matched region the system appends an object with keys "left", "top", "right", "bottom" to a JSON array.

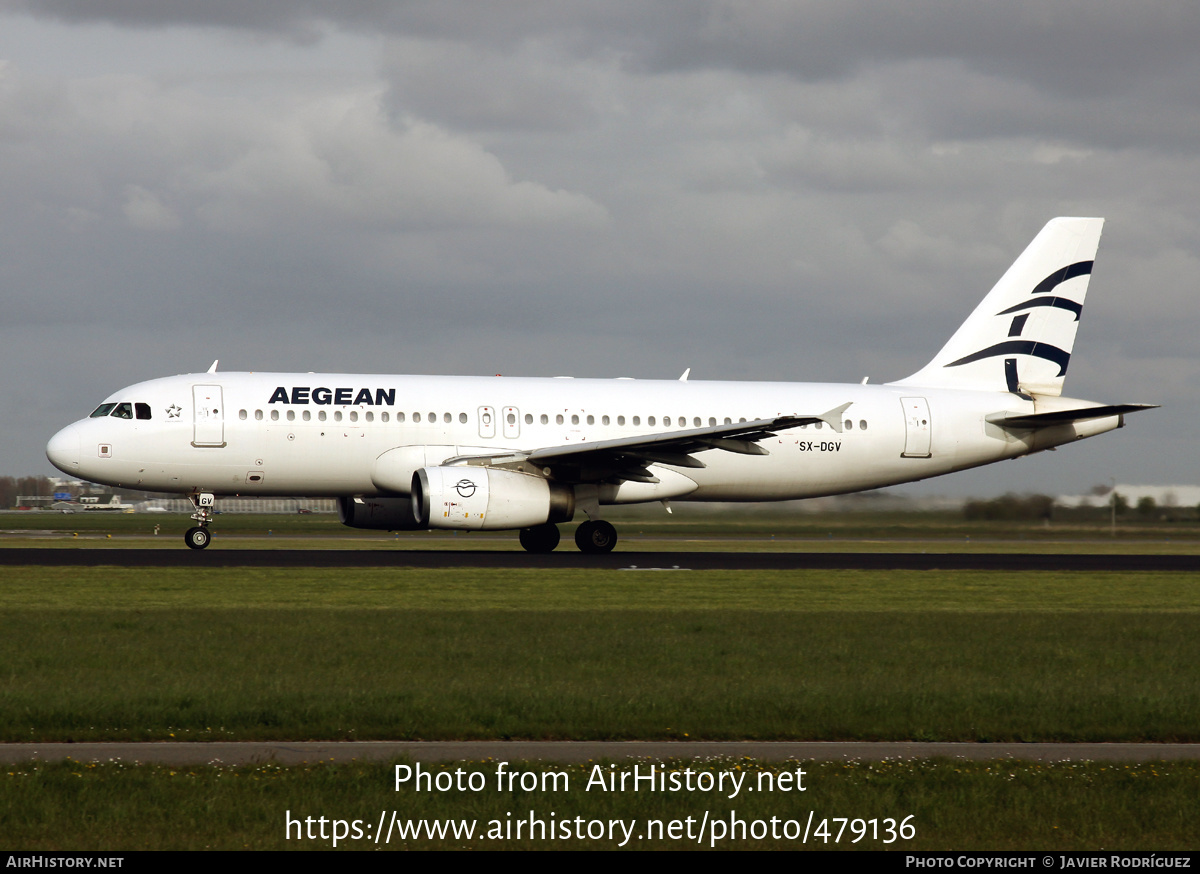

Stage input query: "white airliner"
[{"left": 46, "top": 217, "right": 1154, "bottom": 552}]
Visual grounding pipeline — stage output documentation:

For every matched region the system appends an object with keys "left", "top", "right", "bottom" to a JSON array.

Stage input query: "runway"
[
  {"left": 2, "top": 547, "right": 1199, "bottom": 570},
  {"left": 3, "top": 741, "right": 1199, "bottom": 765}
]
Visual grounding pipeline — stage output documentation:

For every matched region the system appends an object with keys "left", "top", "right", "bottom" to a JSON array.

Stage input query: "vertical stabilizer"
[{"left": 891, "top": 217, "right": 1104, "bottom": 397}]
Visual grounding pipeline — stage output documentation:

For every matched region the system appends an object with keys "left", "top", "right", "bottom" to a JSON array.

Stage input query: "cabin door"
[
  {"left": 900, "top": 397, "right": 932, "bottom": 458},
  {"left": 192, "top": 385, "right": 226, "bottom": 447}
]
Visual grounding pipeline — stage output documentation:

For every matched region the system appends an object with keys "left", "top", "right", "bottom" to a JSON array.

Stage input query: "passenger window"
[
  {"left": 571, "top": 415, "right": 579, "bottom": 425},
  {"left": 318, "top": 411, "right": 327, "bottom": 422},
  {"left": 525, "top": 413, "right": 533, "bottom": 425},
  {"left": 460, "top": 413, "right": 468, "bottom": 424},
  {"left": 379, "top": 412, "right": 387, "bottom": 423},
  {"left": 428, "top": 412, "right": 435, "bottom": 423},
  {"left": 396, "top": 412, "right": 405, "bottom": 423},
  {"left": 349, "top": 411, "right": 358, "bottom": 422},
  {"left": 270, "top": 410, "right": 279, "bottom": 421},
  {"left": 663, "top": 417, "right": 671, "bottom": 426},
  {"left": 556, "top": 414, "right": 564, "bottom": 425},
  {"left": 860, "top": 420, "right": 868, "bottom": 431},
  {"left": 135, "top": 403, "right": 152, "bottom": 420},
  {"left": 540, "top": 414, "right": 548, "bottom": 425},
  {"left": 633, "top": 416, "right": 641, "bottom": 426},
  {"left": 844, "top": 419, "right": 852, "bottom": 430},
  {"left": 648, "top": 416, "right": 656, "bottom": 426},
  {"left": 586, "top": 415, "right": 594, "bottom": 425},
  {"left": 366, "top": 411, "right": 374, "bottom": 422},
  {"left": 617, "top": 416, "right": 625, "bottom": 426},
  {"left": 414, "top": 413, "right": 422, "bottom": 423},
  {"left": 708, "top": 417, "right": 716, "bottom": 427},
  {"left": 111, "top": 403, "right": 133, "bottom": 419},
  {"left": 288, "top": 410, "right": 296, "bottom": 421},
  {"left": 303, "top": 410, "right": 312, "bottom": 422},
  {"left": 724, "top": 418, "right": 731, "bottom": 425},
  {"left": 444, "top": 413, "right": 452, "bottom": 424},
  {"left": 239, "top": 410, "right": 247, "bottom": 421},
  {"left": 508, "top": 413, "right": 517, "bottom": 425},
  {"left": 90, "top": 404, "right": 117, "bottom": 418},
  {"left": 694, "top": 417, "right": 702, "bottom": 427},
  {"left": 815, "top": 421, "right": 822, "bottom": 430},
  {"left": 332, "top": 411, "right": 341, "bottom": 422},
  {"left": 255, "top": 410, "right": 264, "bottom": 421},
  {"left": 602, "top": 415, "right": 610, "bottom": 425}
]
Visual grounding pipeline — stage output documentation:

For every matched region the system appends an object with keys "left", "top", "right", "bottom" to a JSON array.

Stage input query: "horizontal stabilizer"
[{"left": 987, "top": 404, "right": 1158, "bottom": 430}]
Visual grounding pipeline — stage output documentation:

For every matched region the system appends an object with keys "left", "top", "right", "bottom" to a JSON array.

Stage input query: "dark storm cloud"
[{"left": 11, "top": 0, "right": 1200, "bottom": 96}]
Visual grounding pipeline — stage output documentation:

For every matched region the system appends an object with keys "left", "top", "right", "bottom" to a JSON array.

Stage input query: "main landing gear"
[
  {"left": 518, "top": 523, "right": 560, "bottom": 553},
  {"left": 184, "top": 492, "right": 216, "bottom": 550},
  {"left": 575, "top": 520, "right": 617, "bottom": 554},
  {"left": 518, "top": 519, "right": 619, "bottom": 554}
]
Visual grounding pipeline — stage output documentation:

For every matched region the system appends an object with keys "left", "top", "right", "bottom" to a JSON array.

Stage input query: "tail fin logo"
[{"left": 944, "top": 260, "right": 1093, "bottom": 378}]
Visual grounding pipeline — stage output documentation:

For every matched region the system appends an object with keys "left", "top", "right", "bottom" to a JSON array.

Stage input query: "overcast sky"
[{"left": 2, "top": 2, "right": 1196, "bottom": 498}]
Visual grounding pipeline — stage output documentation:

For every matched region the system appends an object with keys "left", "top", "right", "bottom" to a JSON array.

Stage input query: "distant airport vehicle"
[{"left": 46, "top": 218, "right": 1154, "bottom": 552}]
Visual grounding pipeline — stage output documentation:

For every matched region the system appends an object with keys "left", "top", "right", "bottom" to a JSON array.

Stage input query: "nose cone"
[{"left": 46, "top": 423, "right": 82, "bottom": 474}]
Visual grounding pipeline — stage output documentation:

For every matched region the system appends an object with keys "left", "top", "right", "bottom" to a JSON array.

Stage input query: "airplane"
[{"left": 45, "top": 217, "right": 1155, "bottom": 553}]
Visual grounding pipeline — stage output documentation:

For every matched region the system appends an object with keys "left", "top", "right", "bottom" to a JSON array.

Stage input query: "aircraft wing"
[{"left": 442, "top": 403, "right": 851, "bottom": 484}]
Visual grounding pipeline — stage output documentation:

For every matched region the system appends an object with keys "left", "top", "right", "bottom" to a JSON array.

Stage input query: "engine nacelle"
[
  {"left": 411, "top": 467, "right": 574, "bottom": 531},
  {"left": 337, "top": 495, "right": 425, "bottom": 530}
]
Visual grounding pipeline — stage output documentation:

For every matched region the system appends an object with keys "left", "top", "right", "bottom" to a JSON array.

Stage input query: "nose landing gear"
[{"left": 184, "top": 492, "right": 216, "bottom": 550}]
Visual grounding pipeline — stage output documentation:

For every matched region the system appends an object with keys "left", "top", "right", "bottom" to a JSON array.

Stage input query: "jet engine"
[
  {"left": 337, "top": 495, "right": 425, "bottom": 530},
  {"left": 411, "top": 467, "right": 574, "bottom": 530}
]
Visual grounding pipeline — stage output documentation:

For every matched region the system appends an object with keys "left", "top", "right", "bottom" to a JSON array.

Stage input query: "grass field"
[
  {"left": 3, "top": 566, "right": 1199, "bottom": 743},
  {"left": 3, "top": 516, "right": 1198, "bottom": 850}
]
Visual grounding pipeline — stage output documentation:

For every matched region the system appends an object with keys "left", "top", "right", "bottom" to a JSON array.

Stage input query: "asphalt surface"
[
  {"left": 2, "top": 548, "right": 1200, "bottom": 570},
  {"left": 3, "top": 741, "right": 1199, "bottom": 765}
]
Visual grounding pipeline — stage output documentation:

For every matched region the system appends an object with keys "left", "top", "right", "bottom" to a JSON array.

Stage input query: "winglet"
[
  {"left": 207, "top": 360, "right": 219, "bottom": 374},
  {"left": 679, "top": 368, "right": 691, "bottom": 382},
  {"left": 819, "top": 402, "right": 853, "bottom": 434}
]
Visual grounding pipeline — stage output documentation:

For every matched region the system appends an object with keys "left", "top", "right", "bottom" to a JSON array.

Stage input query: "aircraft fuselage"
[{"left": 46, "top": 371, "right": 1120, "bottom": 502}]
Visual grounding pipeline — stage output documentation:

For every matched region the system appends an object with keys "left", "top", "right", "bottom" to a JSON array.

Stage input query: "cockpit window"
[
  {"left": 135, "top": 403, "right": 151, "bottom": 420},
  {"left": 111, "top": 403, "right": 134, "bottom": 419},
  {"left": 90, "top": 404, "right": 117, "bottom": 418}
]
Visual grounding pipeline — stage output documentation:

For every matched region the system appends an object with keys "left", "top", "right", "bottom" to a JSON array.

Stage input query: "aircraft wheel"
[
  {"left": 184, "top": 526, "right": 211, "bottom": 550},
  {"left": 575, "top": 520, "right": 617, "bottom": 554},
  {"left": 519, "top": 523, "right": 560, "bottom": 553}
]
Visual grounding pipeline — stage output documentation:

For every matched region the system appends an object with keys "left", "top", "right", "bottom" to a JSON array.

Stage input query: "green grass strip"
[
  {"left": 4, "top": 566, "right": 1200, "bottom": 610},
  {"left": 3, "top": 610, "right": 1200, "bottom": 742}
]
